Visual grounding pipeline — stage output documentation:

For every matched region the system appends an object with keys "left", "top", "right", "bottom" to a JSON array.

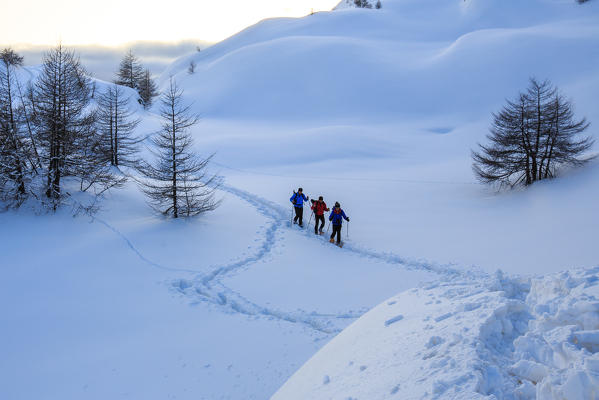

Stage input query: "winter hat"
[
  {"left": 334, "top": 202, "right": 340, "bottom": 208},
  {"left": 298, "top": 187, "right": 303, "bottom": 192},
  {"left": 319, "top": 196, "right": 324, "bottom": 201}
]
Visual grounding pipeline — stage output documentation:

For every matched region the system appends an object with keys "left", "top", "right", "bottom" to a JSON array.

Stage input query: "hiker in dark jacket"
[
  {"left": 290, "top": 187, "right": 309, "bottom": 227},
  {"left": 311, "top": 196, "right": 330, "bottom": 235},
  {"left": 329, "top": 202, "right": 349, "bottom": 245}
]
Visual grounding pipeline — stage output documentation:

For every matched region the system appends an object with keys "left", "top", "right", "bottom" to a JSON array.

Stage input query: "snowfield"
[{"left": 2, "top": 0, "right": 599, "bottom": 399}]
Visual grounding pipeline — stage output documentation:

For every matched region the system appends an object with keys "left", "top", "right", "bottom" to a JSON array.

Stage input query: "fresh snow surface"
[
  {"left": 2, "top": 0, "right": 599, "bottom": 399},
  {"left": 273, "top": 268, "right": 599, "bottom": 399}
]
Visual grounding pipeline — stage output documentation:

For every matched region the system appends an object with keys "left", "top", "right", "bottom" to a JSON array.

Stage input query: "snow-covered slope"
[
  {"left": 160, "top": 0, "right": 599, "bottom": 122},
  {"left": 156, "top": 0, "right": 599, "bottom": 274},
  {"left": 3, "top": 1, "right": 599, "bottom": 399},
  {"left": 273, "top": 268, "right": 599, "bottom": 399}
]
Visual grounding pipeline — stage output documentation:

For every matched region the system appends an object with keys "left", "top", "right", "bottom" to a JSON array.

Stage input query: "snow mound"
[
  {"left": 160, "top": 0, "right": 599, "bottom": 121},
  {"left": 272, "top": 267, "right": 599, "bottom": 399}
]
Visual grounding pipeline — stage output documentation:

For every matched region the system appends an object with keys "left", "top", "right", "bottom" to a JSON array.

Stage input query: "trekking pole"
[
  {"left": 346, "top": 221, "right": 350, "bottom": 239},
  {"left": 308, "top": 211, "right": 314, "bottom": 227},
  {"left": 326, "top": 220, "right": 331, "bottom": 234}
]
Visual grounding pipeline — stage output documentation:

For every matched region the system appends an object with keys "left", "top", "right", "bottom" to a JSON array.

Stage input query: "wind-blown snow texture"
[
  {"left": 1, "top": 0, "right": 599, "bottom": 399},
  {"left": 274, "top": 269, "right": 599, "bottom": 399}
]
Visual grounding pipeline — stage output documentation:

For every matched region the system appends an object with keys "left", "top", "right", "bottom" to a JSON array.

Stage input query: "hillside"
[{"left": 1, "top": 0, "right": 599, "bottom": 399}]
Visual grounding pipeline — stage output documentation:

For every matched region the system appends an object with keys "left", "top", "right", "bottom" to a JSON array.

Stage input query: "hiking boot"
[{"left": 329, "top": 238, "right": 335, "bottom": 243}]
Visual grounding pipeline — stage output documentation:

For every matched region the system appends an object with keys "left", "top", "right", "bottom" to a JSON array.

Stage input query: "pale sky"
[{"left": 1, "top": 0, "right": 341, "bottom": 46}]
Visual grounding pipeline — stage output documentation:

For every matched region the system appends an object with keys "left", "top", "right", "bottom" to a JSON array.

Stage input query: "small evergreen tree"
[
  {"left": 139, "top": 78, "right": 219, "bottom": 218},
  {"left": 138, "top": 69, "right": 158, "bottom": 109},
  {"left": 96, "top": 84, "right": 141, "bottom": 167}
]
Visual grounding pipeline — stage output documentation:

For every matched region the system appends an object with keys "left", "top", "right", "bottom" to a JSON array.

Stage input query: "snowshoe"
[{"left": 336, "top": 241, "right": 344, "bottom": 248}]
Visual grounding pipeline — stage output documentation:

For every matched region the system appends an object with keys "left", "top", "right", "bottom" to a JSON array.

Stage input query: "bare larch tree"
[
  {"left": 34, "top": 44, "right": 124, "bottom": 209},
  {"left": 0, "top": 48, "right": 31, "bottom": 205},
  {"left": 472, "top": 78, "right": 594, "bottom": 188},
  {"left": 140, "top": 78, "right": 219, "bottom": 218},
  {"left": 96, "top": 84, "right": 141, "bottom": 167},
  {"left": 138, "top": 68, "right": 158, "bottom": 109},
  {"left": 354, "top": 0, "right": 373, "bottom": 8},
  {"left": 115, "top": 49, "right": 144, "bottom": 90}
]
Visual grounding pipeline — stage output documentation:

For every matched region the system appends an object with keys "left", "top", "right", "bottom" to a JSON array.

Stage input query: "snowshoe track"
[{"left": 91, "top": 183, "right": 482, "bottom": 334}]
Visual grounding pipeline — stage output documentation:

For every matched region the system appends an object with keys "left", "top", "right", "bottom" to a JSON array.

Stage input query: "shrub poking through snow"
[{"left": 472, "top": 78, "right": 594, "bottom": 188}]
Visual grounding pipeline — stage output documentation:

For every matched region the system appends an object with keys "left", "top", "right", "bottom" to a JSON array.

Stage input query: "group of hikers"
[{"left": 290, "top": 187, "right": 349, "bottom": 246}]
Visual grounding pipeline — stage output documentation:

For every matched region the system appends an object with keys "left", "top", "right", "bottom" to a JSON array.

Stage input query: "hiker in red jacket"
[{"left": 310, "top": 196, "right": 330, "bottom": 235}]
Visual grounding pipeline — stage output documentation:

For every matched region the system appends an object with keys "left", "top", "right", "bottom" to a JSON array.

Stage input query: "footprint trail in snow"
[{"left": 94, "top": 183, "right": 484, "bottom": 335}]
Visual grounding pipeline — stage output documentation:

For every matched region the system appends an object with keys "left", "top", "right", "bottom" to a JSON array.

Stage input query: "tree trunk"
[{"left": 171, "top": 102, "right": 177, "bottom": 218}]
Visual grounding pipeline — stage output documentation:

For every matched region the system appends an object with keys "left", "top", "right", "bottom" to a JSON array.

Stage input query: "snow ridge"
[{"left": 273, "top": 268, "right": 599, "bottom": 399}]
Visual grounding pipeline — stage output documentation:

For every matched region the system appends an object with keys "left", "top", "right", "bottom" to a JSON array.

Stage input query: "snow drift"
[
  {"left": 160, "top": 0, "right": 599, "bottom": 122},
  {"left": 273, "top": 268, "right": 599, "bottom": 399}
]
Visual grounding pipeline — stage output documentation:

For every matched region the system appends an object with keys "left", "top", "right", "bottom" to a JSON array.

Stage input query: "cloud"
[{"left": 4, "top": 40, "right": 213, "bottom": 82}]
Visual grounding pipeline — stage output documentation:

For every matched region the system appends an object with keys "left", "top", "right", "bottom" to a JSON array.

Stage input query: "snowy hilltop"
[{"left": 1, "top": 0, "right": 598, "bottom": 399}]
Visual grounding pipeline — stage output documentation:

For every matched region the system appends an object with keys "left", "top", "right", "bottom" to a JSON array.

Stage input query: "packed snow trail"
[
  {"left": 83, "top": 186, "right": 366, "bottom": 334},
  {"left": 171, "top": 183, "right": 487, "bottom": 334},
  {"left": 87, "top": 182, "right": 484, "bottom": 334},
  {"left": 221, "top": 183, "right": 481, "bottom": 278}
]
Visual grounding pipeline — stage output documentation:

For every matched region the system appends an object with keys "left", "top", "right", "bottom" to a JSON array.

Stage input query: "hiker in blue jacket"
[
  {"left": 290, "top": 187, "right": 309, "bottom": 227},
  {"left": 329, "top": 202, "right": 349, "bottom": 245}
]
